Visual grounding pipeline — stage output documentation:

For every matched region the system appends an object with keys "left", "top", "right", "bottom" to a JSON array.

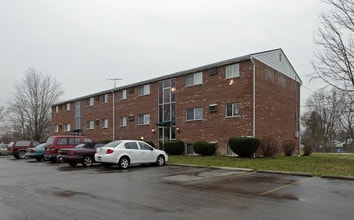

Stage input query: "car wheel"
[
  {"left": 156, "top": 155, "right": 165, "bottom": 166},
  {"left": 119, "top": 157, "right": 130, "bottom": 169},
  {"left": 82, "top": 156, "right": 93, "bottom": 167},
  {"left": 69, "top": 162, "right": 78, "bottom": 167},
  {"left": 18, "top": 151, "right": 26, "bottom": 159},
  {"left": 102, "top": 163, "right": 112, "bottom": 168}
]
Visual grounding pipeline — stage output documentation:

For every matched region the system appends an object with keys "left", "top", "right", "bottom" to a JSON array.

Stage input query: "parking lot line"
[
  {"left": 181, "top": 171, "right": 257, "bottom": 186},
  {"left": 259, "top": 176, "right": 316, "bottom": 196}
]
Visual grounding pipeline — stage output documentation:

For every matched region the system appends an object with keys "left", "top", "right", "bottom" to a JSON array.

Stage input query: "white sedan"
[{"left": 95, "top": 140, "right": 168, "bottom": 169}]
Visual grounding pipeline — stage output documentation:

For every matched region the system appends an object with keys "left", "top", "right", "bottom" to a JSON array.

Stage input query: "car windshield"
[
  {"left": 46, "top": 137, "right": 54, "bottom": 145},
  {"left": 35, "top": 143, "right": 46, "bottom": 149},
  {"left": 75, "top": 144, "right": 86, "bottom": 148}
]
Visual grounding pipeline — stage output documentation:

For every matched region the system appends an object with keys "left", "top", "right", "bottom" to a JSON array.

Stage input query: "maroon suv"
[
  {"left": 12, "top": 140, "right": 40, "bottom": 159},
  {"left": 44, "top": 135, "right": 94, "bottom": 162}
]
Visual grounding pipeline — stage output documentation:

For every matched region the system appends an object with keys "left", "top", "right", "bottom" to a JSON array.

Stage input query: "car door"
[
  {"left": 138, "top": 142, "right": 156, "bottom": 163},
  {"left": 124, "top": 141, "right": 141, "bottom": 163}
]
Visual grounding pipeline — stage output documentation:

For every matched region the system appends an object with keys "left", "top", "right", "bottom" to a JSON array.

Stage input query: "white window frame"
[
  {"left": 55, "top": 106, "right": 59, "bottom": 113},
  {"left": 102, "top": 94, "right": 108, "bottom": 103},
  {"left": 86, "top": 121, "right": 94, "bottom": 129},
  {"left": 138, "top": 84, "right": 150, "bottom": 96},
  {"left": 54, "top": 125, "right": 59, "bottom": 132},
  {"left": 186, "top": 72, "right": 203, "bottom": 86},
  {"left": 138, "top": 114, "right": 150, "bottom": 125},
  {"left": 102, "top": 119, "right": 108, "bottom": 128},
  {"left": 120, "top": 89, "right": 127, "bottom": 100},
  {"left": 186, "top": 108, "right": 203, "bottom": 121},
  {"left": 119, "top": 116, "right": 127, "bottom": 127},
  {"left": 87, "top": 97, "right": 94, "bottom": 106},
  {"left": 226, "top": 103, "right": 241, "bottom": 117},
  {"left": 226, "top": 63, "right": 240, "bottom": 79},
  {"left": 64, "top": 124, "right": 70, "bottom": 131},
  {"left": 64, "top": 103, "right": 70, "bottom": 111}
]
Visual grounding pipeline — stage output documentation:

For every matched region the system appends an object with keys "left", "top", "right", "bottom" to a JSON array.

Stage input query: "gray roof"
[{"left": 54, "top": 48, "right": 300, "bottom": 105}]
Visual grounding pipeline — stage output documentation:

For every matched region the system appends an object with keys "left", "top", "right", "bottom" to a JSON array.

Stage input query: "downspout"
[{"left": 250, "top": 56, "right": 256, "bottom": 137}]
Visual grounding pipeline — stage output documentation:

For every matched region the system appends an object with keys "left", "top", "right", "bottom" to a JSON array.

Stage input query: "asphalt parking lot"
[{"left": 1, "top": 155, "right": 353, "bottom": 220}]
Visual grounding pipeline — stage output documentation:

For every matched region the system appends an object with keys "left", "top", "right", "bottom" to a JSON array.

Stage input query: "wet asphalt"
[{"left": 0, "top": 155, "right": 353, "bottom": 220}]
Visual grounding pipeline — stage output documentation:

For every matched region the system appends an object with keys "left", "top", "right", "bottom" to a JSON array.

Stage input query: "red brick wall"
[
  {"left": 174, "top": 60, "right": 254, "bottom": 154},
  {"left": 254, "top": 60, "right": 301, "bottom": 155},
  {"left": 51, "top": 59, "right": 300, "bottom": 155}
]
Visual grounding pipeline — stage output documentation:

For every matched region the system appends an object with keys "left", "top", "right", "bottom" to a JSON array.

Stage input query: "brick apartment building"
[{"left": 51, "top": 48, "right": 301, "bottom": 155}]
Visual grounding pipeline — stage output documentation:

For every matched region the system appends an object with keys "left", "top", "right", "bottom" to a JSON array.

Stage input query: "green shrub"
[
  {"left": 193, "top": 141, "right": 217, "bottom": 156},
  {"left": 164, "top": 140, "right": 185, "bottom": 155},
  {"left": 282, "top": 140, "right": 296, "bottom": 156},
  {"left": 259, "top": 136, "right": 278, "bottom": 158},
  {"left": 228, "top": 136, "right": 260, "bottom": 158},
  {"left": 303, "top": 145, "right": 313, "bottom": 156}
]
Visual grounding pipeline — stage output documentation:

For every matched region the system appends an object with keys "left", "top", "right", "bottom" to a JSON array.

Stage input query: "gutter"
[{"left": 250, "top": 56, "right": 256, "bottom": 137}]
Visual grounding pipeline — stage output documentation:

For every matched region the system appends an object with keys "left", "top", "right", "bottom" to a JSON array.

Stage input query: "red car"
[
  {"left": 44, "top": 135, "right": 94, "bottom": 162},
  {"left": 12, "top": 140, "right": 40, "bottom": 159},
  {"left": 58, "top": 142, "right": 105, "bottom": 167}
]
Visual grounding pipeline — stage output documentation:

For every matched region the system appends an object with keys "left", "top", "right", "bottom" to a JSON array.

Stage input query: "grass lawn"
[{"left": 168, "top": 153, "right": 354, "bottom": 178}]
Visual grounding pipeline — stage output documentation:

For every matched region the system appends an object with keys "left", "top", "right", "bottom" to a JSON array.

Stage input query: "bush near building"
[
  {"left": 193, "top": 141, "right": 217, "bottom": 156},
  {"left": 164, "top": 140, "right": 185, "bottom": 155},
  {"left": 282, "top": 140, "right": 296, "bottom": 156},
  {"left": 259, "top": 136, "right": 278, "bottom": 158},
  {"left": 228, "top": 136, "right": 260, "bottom": 158}
]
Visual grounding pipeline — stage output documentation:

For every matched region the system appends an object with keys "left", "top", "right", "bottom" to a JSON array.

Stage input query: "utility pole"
[{"left": 107, "top": 78, "right": 122, "bottom": 141}]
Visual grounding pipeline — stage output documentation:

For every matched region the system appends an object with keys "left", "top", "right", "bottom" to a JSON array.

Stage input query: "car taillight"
[
  {"left": 106, "top": 149, "right": 114, "bottom": 154},
  {"left": 67, "top": 151, "right": 74, "bottom": 155},
  {"left": 29, "top": 149, "right": 35, "bottom": 153}
]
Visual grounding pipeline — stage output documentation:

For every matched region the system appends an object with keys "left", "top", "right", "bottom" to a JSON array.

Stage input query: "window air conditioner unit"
[{"left": 209, "top": 104, "right": 217, "bottom": 113}]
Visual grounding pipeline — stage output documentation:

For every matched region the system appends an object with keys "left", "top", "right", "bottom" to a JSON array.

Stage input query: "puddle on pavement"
[{"left": 164, "top": 169, "right": 301, "bottom": 201}]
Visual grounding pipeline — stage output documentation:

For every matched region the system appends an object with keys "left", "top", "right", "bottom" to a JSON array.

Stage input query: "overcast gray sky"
[{"left": 0, "top": 0, "right": 325, "bottom": 109}]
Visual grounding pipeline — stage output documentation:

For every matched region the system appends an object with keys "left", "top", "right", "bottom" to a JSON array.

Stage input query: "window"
[
  {"left": 55, "top": 106, "right": 59, "bottom": 113},
  {"left": 226, "top": 103, "right": 241, "bottom": 117},
  {"left": 87, "top": 97, "right": 94, "bottom": 106},
  {"left": 102, "top": 94, "right": 108, "bottom": 103},
  {"left": 86, "top": 121, "right": 94, "bottom": 129},
  {"left": 102, "top": 119, "right": 108, "bottom": 128},
  {"left": 140, "top": 142, "right": 153, "bottom": 150},
  {"left": 119, "top": 89, "right": 127, "bottom": 100},
  {"left": 226, "top": 63, "right": 240, "bottom": 79},
  {"left": 186, "top": 108, "right": 203, "bottom": 121},
  {"left": 68, "top": 137, "right": 81, "bottom": 145},
  {"left": 138, "top": 84, "right": 150, "bottom": 96},
  {"left": 186, "top": 72, "right": 203, "bottom": 86},
  {"left": 138, "top": 114, "right": 150, "bottom": 125},
  {"left": 125, "top": 142, "right": 139, "bottom": 149},
  {"left": 54, "top": 125, "right": 59, "bottom": 132},
  {"left": 64, "top": 124, "right": 70, "bottom": 131},
  {"left": 64, "top": 103, "right": 70, "bottom": 111},
  {"left": 278, "top": 75, "right": 286, "bottom": 88},
  {"left": 119, "top": 117, "right": 127, "bottom": 127},
  {"left": 57, "top": 138, "right": 67, "bottom": 145}
]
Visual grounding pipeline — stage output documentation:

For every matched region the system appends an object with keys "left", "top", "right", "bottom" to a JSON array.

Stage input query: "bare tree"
[
  {"left": 10, "top": 68, "right": 63, "bottom": 141},
  {"left": 312, "top": 0, "right": 354, "bottom": 94},
  {"left": 337, "top": 91, "right": 354, "bottom": 140},
  {"left": 302, "top": 89, "right": 341, "bottom": 151}
]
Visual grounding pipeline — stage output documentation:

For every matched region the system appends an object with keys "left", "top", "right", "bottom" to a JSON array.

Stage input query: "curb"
[{"left": 168, "top": 163, "right": 354, "bottom": 180}]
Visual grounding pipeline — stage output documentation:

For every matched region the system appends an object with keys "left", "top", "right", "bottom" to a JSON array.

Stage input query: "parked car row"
[
  {"left": 0, "top": 143, "right": 9, "bottom": 156},
  {"left": 2, "top": 136, "right": 168, "bottom": 169}
]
